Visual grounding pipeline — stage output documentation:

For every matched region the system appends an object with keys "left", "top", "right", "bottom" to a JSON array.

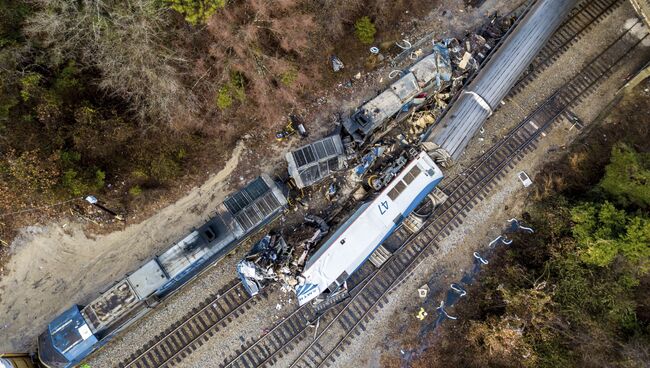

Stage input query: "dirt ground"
[{"left": 0, "top": 0, "right": 523, "bottom": 354}]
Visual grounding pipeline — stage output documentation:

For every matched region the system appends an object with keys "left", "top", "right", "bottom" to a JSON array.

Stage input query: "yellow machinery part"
[{"left": 0, "top": 354, "right": 37, "bottom": 368}]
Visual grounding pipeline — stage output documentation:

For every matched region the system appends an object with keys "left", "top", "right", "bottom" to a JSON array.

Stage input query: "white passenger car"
[{"left": 295, "top": 151, "right": 444, "bottom": 305}]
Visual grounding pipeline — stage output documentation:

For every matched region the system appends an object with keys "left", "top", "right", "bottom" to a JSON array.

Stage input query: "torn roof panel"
[
  {"left": 409, "top": 43, "right": 452, "bottom": 89},
  {"left": 80, "top": 279, "right": 139, "bottom": 333},
  {"left": 390, "top": 73, "right": 419, "bottom": 101},
  {"left": 286, "top": 135, "right": 345, "bottom": 188}
]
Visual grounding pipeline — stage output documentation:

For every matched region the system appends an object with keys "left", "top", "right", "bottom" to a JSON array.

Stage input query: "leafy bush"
[
  {"left": 61, "top": 169, "right": 84, "bottom": 196},
  {"left": 216, "top": 86, "right": 232, "bottom": 110},
  {"left": 129, "top": 185, "right": 143, "bottom": 196},
  {"left": 354, "top": 16, "right": 376, "bottom": 45},
  {"left": 215, "top": 71, "right": 246, "bottom": 110},
  {"left": 95, "top": 169, "right": 105, "bottom": 188},
  {"left": 167, "top": 0, "right": 226, "bottom": 25},
  {"left": 280, "top": 69, "right": 298, "bottom": 86},
  {"left": 599, "top": 143, "right": 650, "bottom": 209},
  {"left": 149, "top": 154, "right": 180, "bottom": 182},
  {"left": 19, "top": 73, "right": 42, "bottom": 102}
]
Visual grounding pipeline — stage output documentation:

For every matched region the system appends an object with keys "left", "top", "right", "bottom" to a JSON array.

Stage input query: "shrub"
[
  {"left": 216, "top": 86, "right": 232, "bottom": 110},
  {"left": 131, "top": 169, "right": 148, "bottom": 180},
  {"left": 129, "top": 185, "right": 143, "bottom": 196},
  {"left": 599, "top": 143, "right": 650, "bottom": 209},
  {"left": 149, "top": 154, "right": 180, "bottom": 182},
  {"left": 229, "top": 71, "right": 246, "bottom": 102},
  {"left": 280, "top": 69, "right": 298, "bottom": 86},
  {"left": 19, "top": 73, "right": 42, "bottom": 102},
  {"left": 215, "top": 71, "right": 246, "bottom": 110},
  {"left": 95, "top": 169, "right": 105, "bottom": 188},
  {"left": 167, "top": 0, "right": 226, "bottom": 25},
  {"left": 354, "top": 16, "right": 376, "bottom": 45},
  {"left": 61, "top": 168, "right": 85, "bottom": 196}
]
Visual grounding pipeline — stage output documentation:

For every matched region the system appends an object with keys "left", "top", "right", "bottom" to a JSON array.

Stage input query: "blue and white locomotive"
[{"left": 295, "top": 151, "right": 443, "bottom": 305}]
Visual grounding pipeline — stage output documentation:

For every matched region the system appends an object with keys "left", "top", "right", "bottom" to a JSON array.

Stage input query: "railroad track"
[
  {"left": 115, "top": 3, "right": 641, "bottom": 367},
  {"left": 219, "top": 20, "right": 648, "bottom": 368},
  {"left": 508, "top": 0, "right": 627, "bottom": 98},
  {"left": 422, "top": 0, "right": 625, "bottom": 141},
  {"left": 118, "top": 280, "right": 259, "bottom": 368},
  {"left": 289, "top": 24, "right": 649, "bottom": 368}
]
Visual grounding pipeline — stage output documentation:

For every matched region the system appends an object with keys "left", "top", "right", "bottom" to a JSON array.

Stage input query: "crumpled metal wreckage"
[{"left": 237, "top": 215, "right": 329, "bottom": 297}]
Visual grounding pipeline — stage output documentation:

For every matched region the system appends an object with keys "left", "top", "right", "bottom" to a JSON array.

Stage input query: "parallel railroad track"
[
  {"left": 289, "top": 23, "right": 649, "bottom": 368},
  {"left": 508, "top": 0, "right": 627, "bottom": 98},
  {"left": 115, "top": 3, "right": 642, "bottom": 367},
  {"left": 219, "top": 20, "right": 648, "bottom": 368},
  {"left": 119, "top": 281, "right": 259, "bottom": 368},
  {"left": 422, "top": 0, "right": 625, "bottom": 141}
]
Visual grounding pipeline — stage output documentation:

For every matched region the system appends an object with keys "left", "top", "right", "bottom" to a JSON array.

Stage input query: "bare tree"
[{"left": 26, "top": 0, "right": 198, "bottom": 124}]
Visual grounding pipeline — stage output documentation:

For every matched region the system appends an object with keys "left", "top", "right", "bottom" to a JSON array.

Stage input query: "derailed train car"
[
  {"left": 343, "top": 43, "right": 452, "bottom": 143},
  {"left": 37, "top": 175, "right": 287, "bottom": 368},
  {"left": 295, "top": 151, "right": 443, "bottom": 305}
]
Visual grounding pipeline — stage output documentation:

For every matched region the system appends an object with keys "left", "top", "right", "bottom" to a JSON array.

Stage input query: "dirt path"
[{"left": 0, "top": 142, "right": 248, "bottom": 351}]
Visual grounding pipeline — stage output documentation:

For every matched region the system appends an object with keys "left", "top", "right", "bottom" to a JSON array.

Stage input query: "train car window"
[
  {"left": 403, "top": 165, "right": 422, "bottom": 184},
  {"left": 388, "top": 187, "right": 400, "bottom": 201},
  {"left": 388, "top": 180, "right": 408, "bottom": 201}
]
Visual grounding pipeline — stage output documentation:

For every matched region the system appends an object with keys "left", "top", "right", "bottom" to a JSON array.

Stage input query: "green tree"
[
  {"left": 571, "top": 201, "right": 649, "bottom": 271},
  {"left": 354, "top": 16, "right": 376, "bottom": 45},
  {"left": 599, "top": 143, "right": 650, "bottom": 209}
]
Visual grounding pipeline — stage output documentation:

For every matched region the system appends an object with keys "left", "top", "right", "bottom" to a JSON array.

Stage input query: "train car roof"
[
  {"left": 80, "top": 279, "right": 140, "bottom": 333},
  {"left": 286, "top": 135, "right": 346, "bottom": 188},
  {"left": 39, "top": 305, "right": 97, "bottom": 367},
  {"left": 297, "top": 152, "right": 443, "bottom": 305},
  {"left": 223, "top": 175, "right": 287, "bottom": 232},
  {"left": 304, "top": 201, "right": 372, "bottom": 270}
]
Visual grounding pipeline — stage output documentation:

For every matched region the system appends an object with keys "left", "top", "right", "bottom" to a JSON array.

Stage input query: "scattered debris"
[
  {"left": 330, "top": 55, "right": 344, "bottom": 72},
  {"left": 342, "top": 12, "right": 515, "bottom": 145},
  {"left": 237, "top": 215, "right": 330, "bottom": 297},
  {"left": 418, "top": 284, "right": 429, "bottom": 298},
  {"left": 416, "top": 307, "right": 428, "bottom": 320},
  {"left": 436, "top": 300, "right": 457, "bottom": 320},
  {"left": 488, "top": 235, "right": 513, "bottom": 248},
  {"left": 473, "top": 251, "right": 488, "bottom": 265},
  {"left": 517, "top": 171, "right": 533, "bottom": 187},
  {"left": 237, "top": 233, "right": 292, "bottom": 296},
  {"left": 396, "top": 39, "right": 412, "bottom": 50},
  {"left": 353, "top": 146, "right": 386, "bottom": 180},
  {"left": 276, "top": 116, "right": 307, "bottom": 141},
  {"left": 450, "top": 283, "right": 466, "bottom": 297},
  {"left": 507, "top": 218, "right": 534, "bottom": 233}
]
